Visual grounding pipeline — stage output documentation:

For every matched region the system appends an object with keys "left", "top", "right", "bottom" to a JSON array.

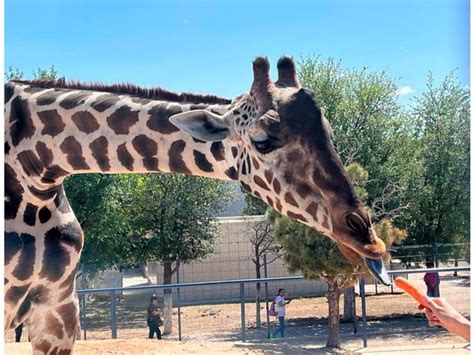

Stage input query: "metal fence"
[{"left": 6, "top": 266, "right": 469, "bottom": 347}]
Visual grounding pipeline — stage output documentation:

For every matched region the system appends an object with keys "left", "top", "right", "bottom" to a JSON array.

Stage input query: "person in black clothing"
[{"left": 147, "top": 295, "right": 163, "bottom": 339}]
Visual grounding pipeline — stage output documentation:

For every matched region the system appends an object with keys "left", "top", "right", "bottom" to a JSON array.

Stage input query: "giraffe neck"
[{"left": 6, "top": 83, "right": 237, "bottom": 203}]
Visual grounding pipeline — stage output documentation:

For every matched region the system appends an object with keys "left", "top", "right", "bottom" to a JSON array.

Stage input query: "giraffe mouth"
[{"left": 364, "top": 258, "right": 391, "bottom": 286}]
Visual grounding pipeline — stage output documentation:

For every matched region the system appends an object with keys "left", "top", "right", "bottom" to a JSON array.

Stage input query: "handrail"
[{"left": 76, "top": 266, "right": 470, "bottom": 294}]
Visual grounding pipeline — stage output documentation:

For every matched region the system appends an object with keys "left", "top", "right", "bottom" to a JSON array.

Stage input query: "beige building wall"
[{"left": 147, "top": 216, "right": 327, "bottom": 304}]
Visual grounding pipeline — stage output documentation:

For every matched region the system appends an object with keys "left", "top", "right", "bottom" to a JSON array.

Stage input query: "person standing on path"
[{"left": 271, "top": 289, "right": 291, "bottom": 338}]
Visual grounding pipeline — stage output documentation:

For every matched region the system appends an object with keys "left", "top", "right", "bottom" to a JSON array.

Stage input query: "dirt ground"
[{"left": 5, "top": 336, "right": 470, "bottom": 355}]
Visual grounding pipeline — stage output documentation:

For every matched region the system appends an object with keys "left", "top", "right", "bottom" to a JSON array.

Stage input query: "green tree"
[
  {"left": 116, "top": 174, "right": 235, "bottom": 334},
  {"left": 298, "top": 56, "right": 412, "bottom": 223},
  {"left": 242, "top": 190, "right": 268, "bottom": 215},
  {"left": 270, "top": 210, "right": 355, "bottom": 348},
  {"left": 5, "top": 64, "right": 58, "bottom": 81},
  {"left": 397, "top": 73, "right": 470, "bottom": 263}
]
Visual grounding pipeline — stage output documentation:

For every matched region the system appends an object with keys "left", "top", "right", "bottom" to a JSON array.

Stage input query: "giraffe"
[{"left": 4, "top": 56, "right": 389, "bottom": 354}]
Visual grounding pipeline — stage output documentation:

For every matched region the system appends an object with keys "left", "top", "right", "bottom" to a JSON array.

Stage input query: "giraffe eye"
[{"left": 252, "top": 139, "right": 274, "bottom": 154}]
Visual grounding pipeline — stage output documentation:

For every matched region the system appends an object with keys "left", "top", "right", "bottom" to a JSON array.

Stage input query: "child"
[{"left": 147, "top": 295, "right": 163, "bottom": 339}]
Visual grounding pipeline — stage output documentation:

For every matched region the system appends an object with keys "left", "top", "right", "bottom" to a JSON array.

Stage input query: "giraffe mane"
[{"left": 11, "top": 78, "right": 232, "bottom": 105}]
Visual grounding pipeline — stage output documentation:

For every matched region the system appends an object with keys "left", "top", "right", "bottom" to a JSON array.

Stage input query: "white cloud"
[{"left": 396, "top": 85, "right": 415, "bottom": 96}]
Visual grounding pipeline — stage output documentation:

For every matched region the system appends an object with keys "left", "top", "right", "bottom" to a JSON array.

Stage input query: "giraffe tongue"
[{"left": 364, "top": 258, "right": 391, "bottom": 286}]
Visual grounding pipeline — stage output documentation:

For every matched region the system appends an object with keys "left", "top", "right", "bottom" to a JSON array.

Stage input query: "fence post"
[
  {"left": 110, "top": 290, "right": 117, "bottom": 339},
  {"left": 240, "top": 282, "right": 246, "bottom": 342},
  {"left": 264, "top": 253, "right": 270, "bottom": 339},
  {"left": 390, "top": 260, "right": 394, "bottom": 294},
  {"left": 177, "top": 261, "right": 182, "bottom": 341},
  {"left": 359, "top": 277, "right": 368, "bottom": 348},
  {"left": 81, "top": 294, "right": 87, "bottom": 340}
]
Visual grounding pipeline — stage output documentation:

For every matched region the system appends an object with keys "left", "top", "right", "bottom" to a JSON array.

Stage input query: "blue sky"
[{"left": 5, "top": 0, "right": 469, "bottom": 104}]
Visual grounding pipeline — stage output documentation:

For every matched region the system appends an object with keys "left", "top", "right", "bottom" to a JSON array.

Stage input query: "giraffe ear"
[{"left": 169, "top": 109, "right": 231, "bottom": 142}]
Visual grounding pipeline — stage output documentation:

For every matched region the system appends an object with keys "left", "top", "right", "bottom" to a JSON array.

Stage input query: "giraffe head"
[{"left": 170, "top": 56, "right": 390, "bottom": 284}]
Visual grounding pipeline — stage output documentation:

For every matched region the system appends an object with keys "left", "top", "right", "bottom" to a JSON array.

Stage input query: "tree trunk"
[
  {"left": 140, "top": 263, "right": 153, "bottom": 284},
  {"left": 342, "top": 285, "right": 356, "bottom": 322},
  {"left": 162, "top": 261, "right": 173, "bottom": 335},
  {"left": 255, "top": 264, "right": 261, "bottom": 328},
  {"left": 326, "top": 277, "right": 342, "bottom": 348}
]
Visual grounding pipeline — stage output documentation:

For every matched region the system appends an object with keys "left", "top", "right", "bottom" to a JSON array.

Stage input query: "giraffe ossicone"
[{"left": 5, "top": 56, "right": 388, "bottom": 354}]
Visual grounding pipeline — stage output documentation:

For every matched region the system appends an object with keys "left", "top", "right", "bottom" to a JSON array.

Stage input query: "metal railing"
[
  {"left": 76, "top": 275, "right": 305, "bottom": 342},
  {"left": 72, "top": 266, "right": 469, "bottom": 347}
]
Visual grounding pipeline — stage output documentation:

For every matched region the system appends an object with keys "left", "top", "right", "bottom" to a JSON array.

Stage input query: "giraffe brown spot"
[
  {"left": 54, "top": 186, "right": 72, "bottom": 214},
  {"left": 266, "top": 196, "right": 274, "bottom": 206},
  {"left": 5, "top": 163, "right": 24, "bottom": 220},
  {"left": 210, "top": 142, "right": 225, "bottom": 161},
  {"left": 264, "top": 170, "right": 273, "bottom": 184},
  {"left": 10, "top": 96, "right": 36, "bottom": 146},
  {"left": 5, "top": 231, "right": 22, "bottom": 265},
  {"left": 169, "top": 140, "right": 191, "bottom": 174},
  {"left": 132, "top": 134, "right": 158, "bottom": 171},
  {"left": 287, "top": 211, "right": 308, "bottom": 223},
  {"left": 17, "top": 150, "right": 44, "bottom": 176},
  {"left": 296, "top": 184, "right": 312, "bottom": 199},
  {"left": 34, "top": 339, "right": 52, "bottom": 354},
  {"left": 23, "top": 86, "right": 44, "bottom": 94},
  {"left": 29, "top": 284, "right": 51, "bottom": 304},
  {"left": 147, "top": 105, "right": 181, "bottom": 134},
  {"left": 28, "top": 184, "right": 61, "bottom": 201},
  {"left": 5, "top": 283, "right": 31, "bottom": 304},
  {"left": 241, "top": 159, "right": 247, "bottom": 175},
  {"left": 225, "top": 167, "right": 238, "bottom": 180},
  {"left": 51, "top": 347, "right": 60, "bottom": 355},
  {"left": 60, "top": 136, "right": 90, "bottom": 170},
  {"left": 193, "top": 150, "right": 214, "bottom": 173},
  {"left": 131, "top": 97, "right": 153, "bottom": 105},
  {"left": 254, "top": 191, "right": 262, "bottom": 198},
  {"left": 5, "top": 142, "right": 11, "bottom": 155},
  {"left": 89, "top": 136, "right": 111, "bottom": 171},
  {"left": 23, "top": 203, "right": 38, "bottom": 226},
  {"left": 231, "top": 147, "right": 238, "bottom": 158},
  {"left": 284, "top": 192, "right": 299, "bottom": 207},
  {"left": 41, "top": 165, "right": 70, "bottom": 184},
  {"left": 37, "top": 109, "right": 66, "bottom": 137},
  {"left": 254, "top": 176, "right": 271, "bottom": 191},
  {"left": 12, "top": 234, "right": 35, "bottom": 281},
  {"left": 91, "top": 94, "right": 120, "bottom": 112},
  {"left": 241, "top": 182, "right": 252, "bottom": 192},
  {"left": 71, "top": 110, "right": 100, "bottom": 133},
  {"left": 58, "top": 349, "right": 72, "bottom": 355},
  {"left": 39, "top": 206, "right": 52, "bottom": 224},
  {"left": 117, "top": 143, "right": 134, "bottom": 171},
  {"left": 39, "top": 222, "right": 83, "bottom": 282},
  {"left": 36, "top": 142, "right": 53, "bottom": 166},
  {"left": 275, "top": 198, "right": 283, "bottom": 212},
  {"left": 36, "top": 90, "right": 63, "bottom": 106},
  {"left": 273, "top": 179, "right": 281, "bottom": 194},
  {"left": 252, "top": 157, "right": 260, "bottom": 170},
  {"left": 5, "top": 82, "right": 15, "bottom": 103},
  {"left": 246, "top": 155, "right": 252, "bottom": 174},
  {"left": 59, "top": 92, "right": 91, "bottom": 109},
  {"left": 107, "top": 105, "right": 139, "bottom": 134},
  {"left": 46, "top": 313, "right": 65, "bottom": 340},
  {"left": 16, "top": 294, "right": 32, "bottom": 324},
  {"left": 5, "top": 278, "right": 9, "bottom": 285},
  {"left": 306, "top": 202, "right": 319, "bottom": 221},
  {"left": 57, "top": 302, "right": 78, "bottom": 338}
]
